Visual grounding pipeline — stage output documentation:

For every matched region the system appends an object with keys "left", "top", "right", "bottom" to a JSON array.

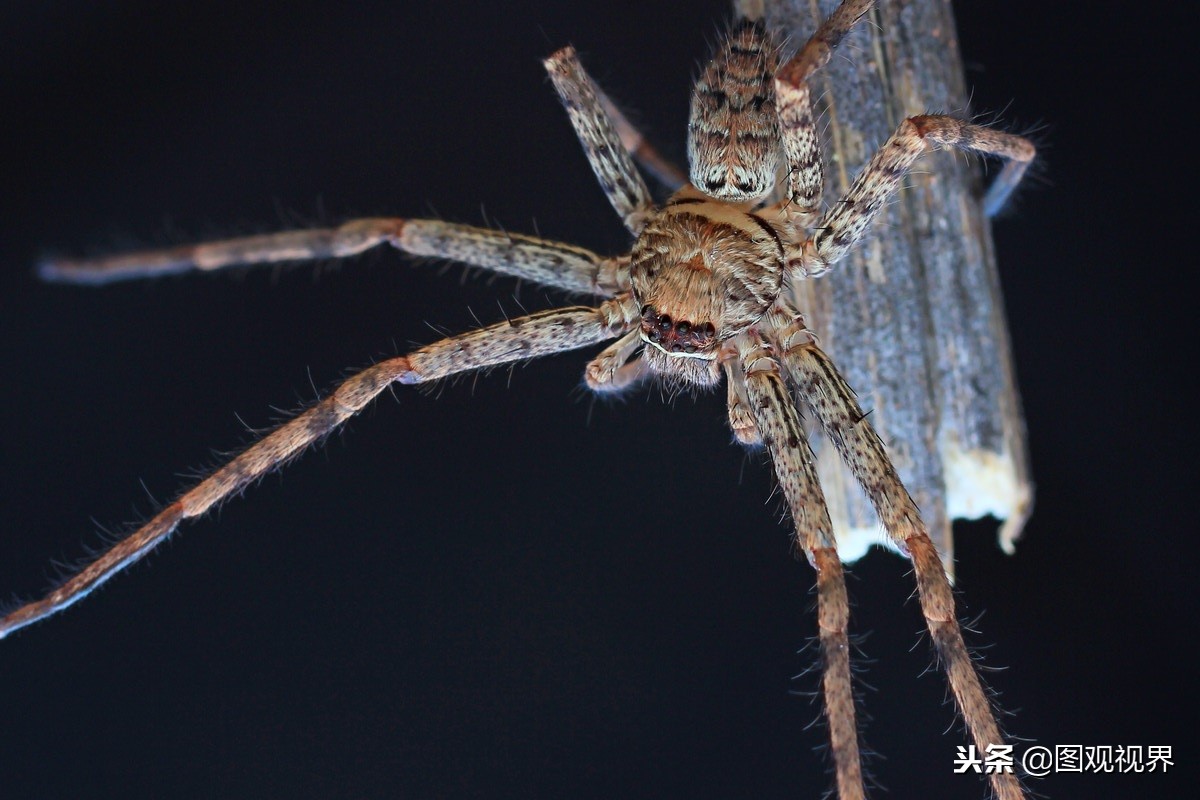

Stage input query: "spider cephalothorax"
[
  {"left": 630, "top": 188, "right": 785, "bottom": 387},
  {"left": 9, "top": 3, "right": 1036, "bottom": 799}
]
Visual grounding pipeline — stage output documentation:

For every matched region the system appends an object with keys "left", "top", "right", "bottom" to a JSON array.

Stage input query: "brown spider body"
[
  {"left": 7, "top": 3, "right": 1037, "bottom": 798},
  {"left": 629, "top": 18, "right": 791, "bottom": 393},
  {"left": 631, "top": 188, "right": 783, "bottom": 387}
]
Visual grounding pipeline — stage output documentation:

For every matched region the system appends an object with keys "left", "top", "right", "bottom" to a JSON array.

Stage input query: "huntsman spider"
[{"left": 5, "top": 2, "right": 1035, "bottom": 798}]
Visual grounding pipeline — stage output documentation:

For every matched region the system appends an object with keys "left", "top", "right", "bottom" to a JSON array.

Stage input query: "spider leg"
[
  {"left": 584, "top": 329, "right": 648, "bottom": 393},
  {"left": 593, "top": 87, "right": 687, "bottom": 193},
  {"left": 733, "top": 334, "right": 865, "bottom": 800},
  {"left": 790, "top": 115, "right": 1035, "bottom": 279},
  {"left": 765, "top": 307, "right": 1026, "bottom": 800},
  {"left": 39, "top": 218, "right": 630, "bottom": 296},
  {"left": 770, "top": 0, "right": 876, "bottom": 224},
  {"left": 776, "top": 0, "right": 876, "bottom": 90},
  {"left": 0, "top": 295, "right": 640, "bottom": 640},
  {"left": 721, "top": 360, "right": 759, "bottom": 446},
  {"left": 544, "top": 48, "right": 655, "bottom": 235}
]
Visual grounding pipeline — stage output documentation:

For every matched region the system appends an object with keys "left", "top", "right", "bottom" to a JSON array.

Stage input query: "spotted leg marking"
[
  {"left": 735, "top": 334, "right": 865, "bottom": 800},
  {"left": 790, "top": 115, "right": 1035, "bottom": 279},
  {"left": 40, "top": 218, "right": 631, "bottom": 296},
  {"left": 768, "top": 312, "right": 1026, "bottom": 800},
  {"left": 0, "top": 296, "right": 640, "bottom": 639}
]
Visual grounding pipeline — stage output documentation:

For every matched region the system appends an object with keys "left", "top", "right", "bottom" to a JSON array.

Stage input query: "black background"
[{"left": 1, "top": 2, "right": 1191, "bottom": 798}]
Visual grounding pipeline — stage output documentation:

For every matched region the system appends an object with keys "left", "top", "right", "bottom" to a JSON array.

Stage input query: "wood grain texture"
[{"left": 747, "top": 0, "right": 1031, "bottom": 570}]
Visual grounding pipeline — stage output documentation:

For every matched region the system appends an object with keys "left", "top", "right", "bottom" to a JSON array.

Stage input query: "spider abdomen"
[{"left": 687, "top": 18, "right": 781, "bottom": 202}]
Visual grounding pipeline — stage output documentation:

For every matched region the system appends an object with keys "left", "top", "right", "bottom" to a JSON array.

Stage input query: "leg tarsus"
[
  {"left": 813, "top": 547, "right": 866, "bottom": 800},
  {"left": 908, "top": 535, "right": 1026, "bottom": 800},
  {"left": 775, "top": 0, "right": 877, "bottom": 88}
]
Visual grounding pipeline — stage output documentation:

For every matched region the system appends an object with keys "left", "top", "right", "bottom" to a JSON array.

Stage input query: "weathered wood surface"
[{"left": 743, "top": 0, "right": 1031, "bottom": 571}]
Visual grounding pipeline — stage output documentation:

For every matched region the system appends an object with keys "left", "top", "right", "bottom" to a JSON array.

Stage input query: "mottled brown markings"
[
  {"left": 810, "top": 546, "right": 863, "bottom": 799},
  {"left": 773, "top": 335, "right": 1023, "bottom": 800},
  {"left": 21, "top": 6, "right": 1037, "bottom": 799},
  {"left": 744, "top": 213, "right": 785, "bottom": 260},
  {"left": 544, "top": 47, "right": 653, "bottom": 234},
  {"left": 1, "top": 300, "right": 641, "bottom": 640},
  {"left": 692, "top": 127, "right": 777, "bottom": 144},
  {"left": 305, "top": 399, "right": 342, "bottom": 437},
  {"left": 766, "top": 378, "right": 801, "bottom": 450},
  {"left": 697, "top": 88, "right": 727, "bottom": 109},
  {"left": 667, "top": 211, "right": 742, "bottom": 242},
  {"left": 44, "top": 216, "right": 625, "bottom": 297},
  {"left": 729, "top": 44, "right": 764, "bottom": 57},
  {"left": 736, "top": 334, "right": 863, "bottom": 799},
  {"left": 688, "top": 18, "right": 780, "bottom": 202},
  {"left": 794, "top": 114, "right": 1034, "bottom": 283}
]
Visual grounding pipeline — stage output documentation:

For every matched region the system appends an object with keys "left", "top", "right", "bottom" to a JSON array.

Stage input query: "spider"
[{"left": 4, "top": 1, "right": 1034, "bottom": 798}]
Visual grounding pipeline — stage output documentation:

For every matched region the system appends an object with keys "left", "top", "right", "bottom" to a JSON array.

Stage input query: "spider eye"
[{"left": 640, "top": 309, "right": 717, "bottom": 354}]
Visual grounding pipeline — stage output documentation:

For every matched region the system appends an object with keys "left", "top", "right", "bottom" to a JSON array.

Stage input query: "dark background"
[{"left": 0, "top": 1, "right": 1190, "bottom": 798}]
